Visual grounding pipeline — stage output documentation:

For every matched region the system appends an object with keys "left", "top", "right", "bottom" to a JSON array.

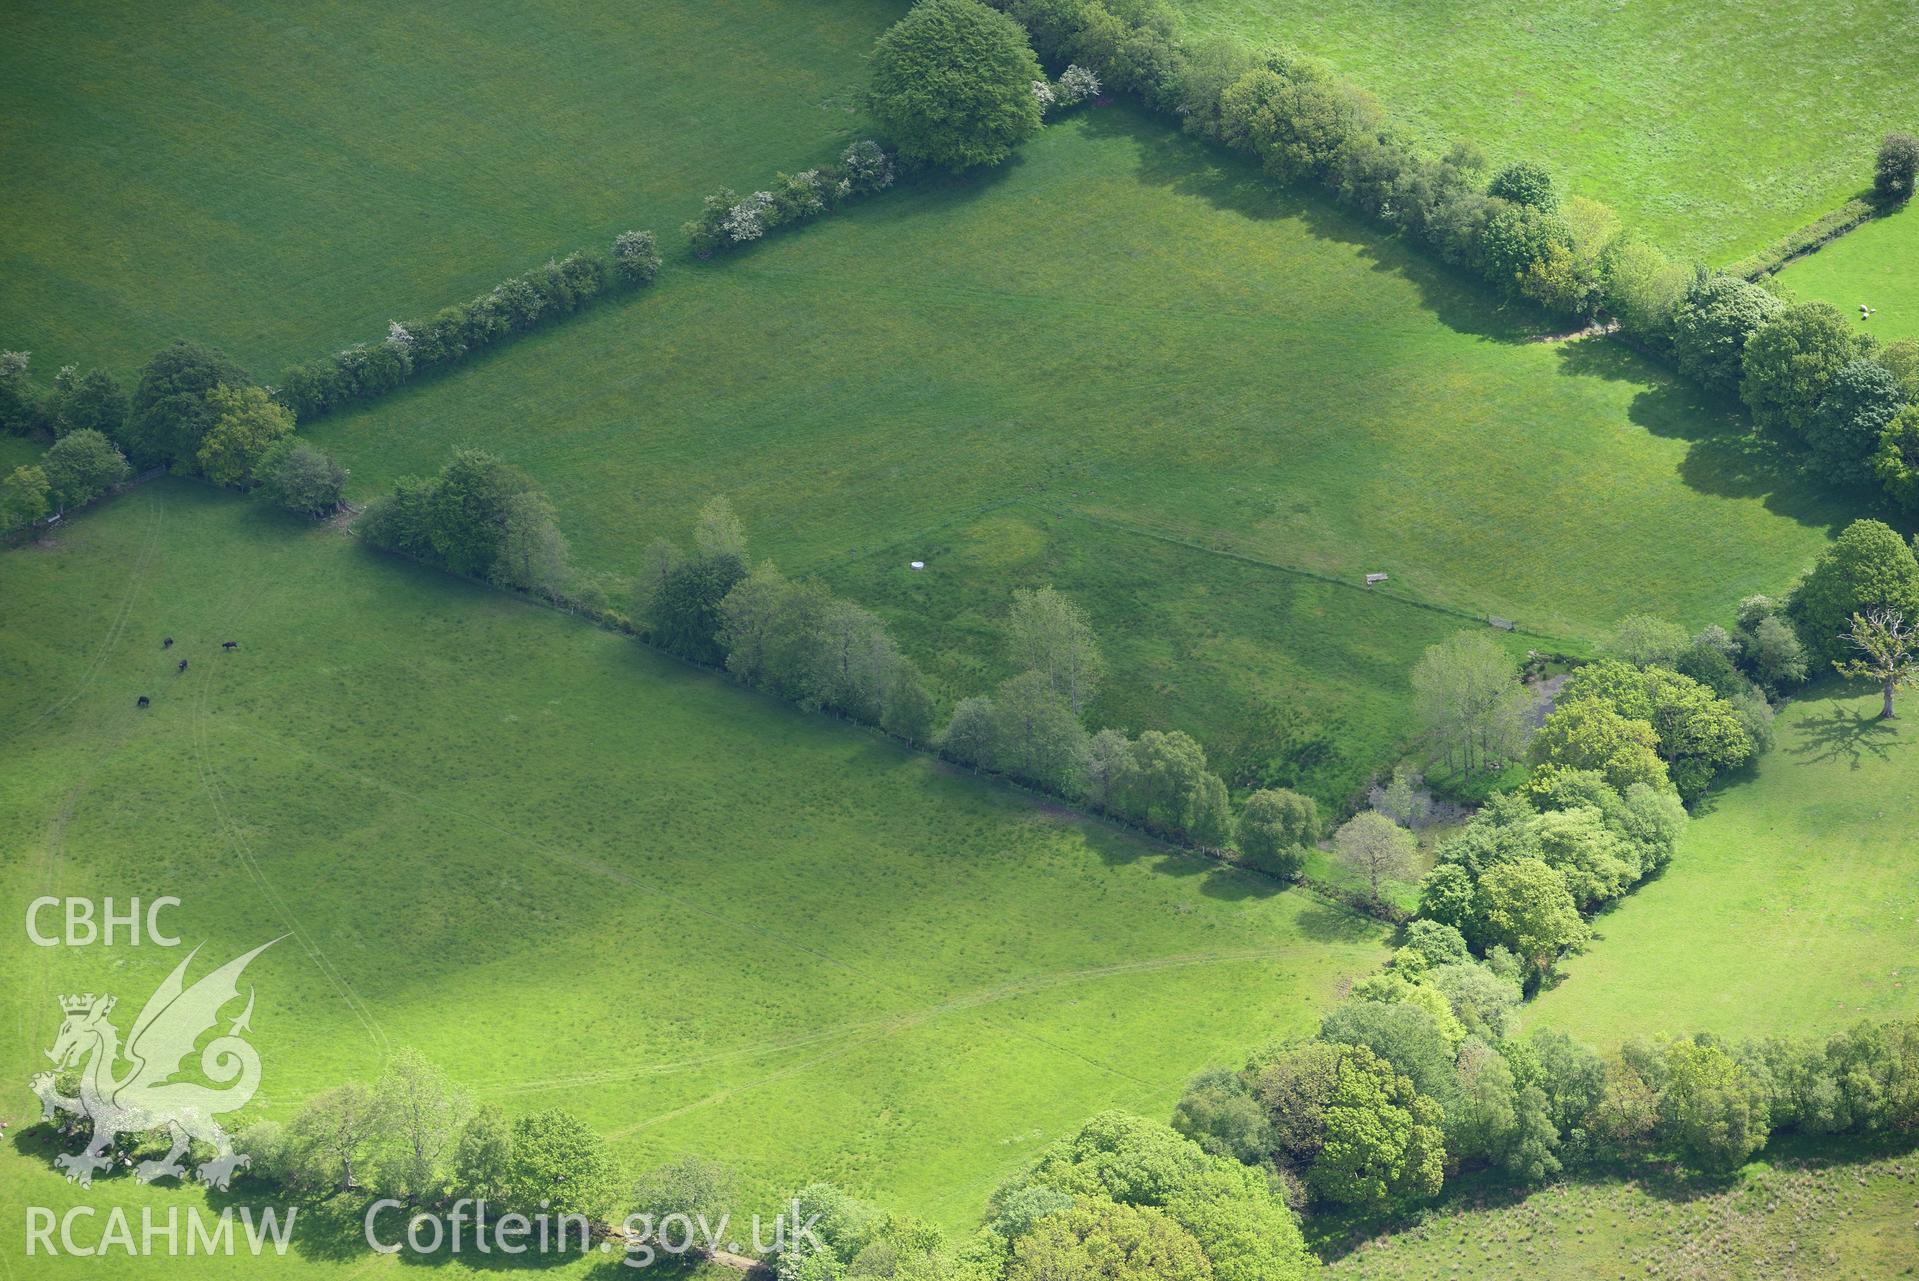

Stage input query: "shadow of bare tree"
[{"left": 1787, "top": 701, "right": 1904, "bottom": 768}]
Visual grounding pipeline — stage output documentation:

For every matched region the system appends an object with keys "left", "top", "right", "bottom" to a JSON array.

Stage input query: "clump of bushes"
[
  {"left": 276, "top": 231, "right": 660, "bottom": 422},
  {"left": 0, "top": 462, "right": 52, "bottom": 530},
  {"left": 1785, "top": 517, "right": 1919, "bottom": 667},
  {"left": 0, "top": 349, "right": 47, "bottom": 437},
  {"left": 125, "top": 339, "right": 253, "bottom": 469},
  {"left": 684, "top": 141, "right": 895, "bottom": 256},
  {"left": 1, "top": 426, "right": 134, "bottom": 530},
  {"left": 198, "top": 384, "right": 295, "bottom": 487},
  {"left": 989, "top": 1112, "right": 1318, "bottom": 1281},
  {"left": 258, "top": 439, "right": 349, "bottom": 517},
  {"left": 929, "top": 585, "right": 1236, "bottom": 846},
  {"left": 3, "top": 341, "right": 270, "bottom": 487},
  {"left": 637, "top": 497, "right": 939, "bottom": 746},
  {"left": 42, "top": 430, "right": 134, "bottom": 510},
  {"left": 1654, "top": 271, "right": 1919, "bottom": 526},
  {"left": 359, "top": 446, "right": 572, "bottom": 596}
]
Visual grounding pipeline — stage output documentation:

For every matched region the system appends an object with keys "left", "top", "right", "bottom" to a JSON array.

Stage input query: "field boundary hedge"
[
  {"left": 272, "top": 231, "right": 662, "bottom": 424},
  {"left": 1729, "top": 197, "right": 1879, "bottom": 280},
  {"left": 1, "top": 464, "right": 164, "bottom": 545},
  {"left": 336, "top": 480, "right": 1403, "bottom": 918},
  {"left": 979, "top": 0, "right": 1918, "bottom": 535}
]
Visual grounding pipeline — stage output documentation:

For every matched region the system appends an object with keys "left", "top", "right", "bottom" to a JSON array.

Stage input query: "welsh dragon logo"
[{"left": 32, "top": 939, "right": 279, "bottom": 1190}]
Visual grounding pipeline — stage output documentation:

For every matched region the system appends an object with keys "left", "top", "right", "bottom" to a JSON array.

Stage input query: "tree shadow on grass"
[
  {"left": 1787, "top": 703, "right": 1904, "bottom": 769},
  {"left": 1069, "top": 103, "right": 1876, "bottom": 534},
  {"left": 833, "top": 148, "right": 1034, "bottom": 233},
  {"left": 1196, "top": 863, "right": 1284, "bottom": 901},
  {"left": 1074, "top": 105, "right": 1547, "bottom": 347},
  {"left": 1289, "top": 898, "right": 1388, "bottom": 944},
  {"left": 1552, "top": 336, "right": 1868, "bottom": 532}
]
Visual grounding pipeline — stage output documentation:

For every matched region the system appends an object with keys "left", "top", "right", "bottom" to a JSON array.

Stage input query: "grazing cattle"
[
  {"left": 177, "top": 659, "right": 188, "bottom": 673},
  {"left": 222, "top": 641, "right": 238, "bottom": 650},
  {"left": 163, "top": 637, "right": 173, "bottom": 648},
  {"left": 137, "top": 696, "right": 150, "bottom": 708}
]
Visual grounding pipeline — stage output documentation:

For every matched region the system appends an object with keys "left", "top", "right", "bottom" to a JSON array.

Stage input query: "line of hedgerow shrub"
[
  {"left": 976, "top": 0, "right": 1919, "bottom": 518},
  {"left": 683, "top": 140, "right": 900, "bottom": 257},
  {"left": 1173, "top": 925, "right": 1919, "bottom": 1220},
  {"left": 0, "top": 231, "right": 665, "bottom": 522},
  {"left": 273, "top": 231, "right": 662, "bottom": 422}
]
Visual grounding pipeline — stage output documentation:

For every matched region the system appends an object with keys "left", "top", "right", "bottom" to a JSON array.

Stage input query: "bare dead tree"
[{"left": 1835, "top": 608, "right": 1919, "bottom": 720}]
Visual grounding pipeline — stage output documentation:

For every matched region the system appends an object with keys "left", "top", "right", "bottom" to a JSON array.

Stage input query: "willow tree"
[{"left": 1411, "top": 631, "right": 1533, "bottom": 776}]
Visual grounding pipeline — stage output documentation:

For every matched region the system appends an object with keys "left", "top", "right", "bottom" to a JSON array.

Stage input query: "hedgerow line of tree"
[
  {"left": 1723, "top": 193, "right": 1882, "bottom": 282},
  {"left": 11, "top": 342, "right": 1914, "bottom": 911},
  {"left": 959, "top": 0, "right": 1919, "bottom": 524},
  {"left": 273, "top": 230, "right": 663, "bottom": 423},
  {"left": 0, "top": 346, "right": 353, "bottom": 532},
  {"left": 681, "top": 62, "right": 1095, "bottom": 258},
  {"left": 1169, "top": 947, "right": 1919, "bottom": 1222},
  {"left": 10, "top": 0, "right": 1917, "bottom": 535},
  {"left": 29, "top": 1037, "right": 1323, "bottom": 1279},
  {"left": 683, "top": 139, "right": 902, "bottom": 257},
  {"left": 29, "top": 1000, "right": 1919, "bottom": 1279},
  {"left": 0, "top": 342, "right": 1520, "bottom": 902}
]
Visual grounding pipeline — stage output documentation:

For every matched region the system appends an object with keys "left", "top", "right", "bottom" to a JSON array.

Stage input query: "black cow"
[
  {"left": 222, "top": 641, "right": 238, "bottom": 651},
  {"left": 162, "top": 637, "right": 173, "bottom": 649},
  {"left": 177, "top": 659, "right": 188, "bottom": 673},
  {"left": 137, "top": 695, "right": 150, "bottom": 708}
]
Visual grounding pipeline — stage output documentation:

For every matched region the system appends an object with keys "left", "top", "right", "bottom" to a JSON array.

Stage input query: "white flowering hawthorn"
[
  {"left": 723, "top": 191, "right": 776, "bottom": 244},
  {"left": 1056, "top": 64, "right": 1101, "bottom": 105}
]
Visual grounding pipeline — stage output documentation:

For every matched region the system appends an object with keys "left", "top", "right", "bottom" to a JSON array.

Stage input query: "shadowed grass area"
[
  {"left": 1168, "top": 0, "right": 1913, "bottom": 265},
  {"left": 0, "top": 0, "right": 906, "bottom": 378},
  {"left": 0, "top": 482, "right": 1386, "bottom": 1271}
]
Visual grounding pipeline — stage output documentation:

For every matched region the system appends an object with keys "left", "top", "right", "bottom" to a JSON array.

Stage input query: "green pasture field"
[
  {"left": 1777, "top": 203, "right": 1919, "bottom": 342},
  {"left": 306, "top": 108, "right": 1842, "bottom": 804},
  {"left": 1323, "top": 1156, "right": 1919, "bottom": 1280},
  {"left": 0, "top": 482, "right": 1387, "bottom": 1273},
  {"left": 0, "top": 0, "right": 904, "bottom": 379},
  {"left": 1527, "top": 686, "right": 1919, "bottom": 1048},
  {"left": 1169, "top": 0, "right": 1917, "bottom": 265},
  {"left": 822, "top": 502, "right": 1539, "bottom": 808}
]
